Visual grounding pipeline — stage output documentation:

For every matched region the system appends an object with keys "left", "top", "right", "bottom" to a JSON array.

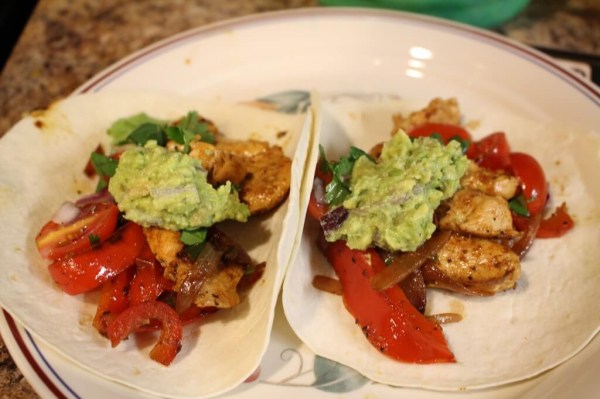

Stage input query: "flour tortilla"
[
  {"left": 0, "top": 90, "right": 316, "bottom": 398},
  {"left": 282, "top": 95, "right": 600, "bottom": 390}
]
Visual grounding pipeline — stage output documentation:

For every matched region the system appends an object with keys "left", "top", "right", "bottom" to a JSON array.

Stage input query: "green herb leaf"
[
  {"left": 509, "top": 194, "right": 530, "bottom": 217},
  {"left": 127, "top": 122, "right": 167, "bottom": 146},
  {"left": 180, "top": 228, "right": 208, "bottom": 246},
  {"left": 177, "top": 111, "right": 215, "bottom": 144},
  {"left": 90, "top": 152, "right": 118, "bottom": 178},
  {"left": 88, "top": 234, "right": 101, "bottom": 246},
  {"left": 107, "top": 113, "right": 166, "bottom": 144},
  {"left": 90, "top": 152, "right": 119, "bottom": 192},
  {"left": 165, "top": 126, "right": 197, "bottom": 153},
  {"left": 449, "top": 135, "right": 471, "bottom": 153},
  {"left": 429, "top": 133, "right": 443, "bottom": 143},
  {"left": 320, "top": 145, "right": 373, "bottom": 206}
]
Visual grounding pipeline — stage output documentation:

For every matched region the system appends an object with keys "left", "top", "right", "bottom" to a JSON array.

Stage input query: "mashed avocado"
[
  {"left": 108, "top": 141, "right": 250, "bottom": 230},
  {"left": 325, "top": 131, "right": 468, "bottom": 252}
]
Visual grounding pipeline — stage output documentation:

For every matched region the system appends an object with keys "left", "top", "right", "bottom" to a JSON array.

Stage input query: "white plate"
[{"left": 1, "top": 7, "right": 598, "bottom": 399}]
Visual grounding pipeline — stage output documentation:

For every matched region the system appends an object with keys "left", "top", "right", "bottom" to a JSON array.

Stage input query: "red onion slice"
[{"left": 51, "top": 201, "right": 81, "bottom": 225}]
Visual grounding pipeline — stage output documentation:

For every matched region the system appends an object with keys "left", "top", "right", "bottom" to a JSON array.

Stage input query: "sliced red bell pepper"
[
  {"left": 537, "top": 202, "right": 574, "bottom": 238},
  {"left": 128, "top": 243, "right": 173, "bottom": 306},
  {"left": 107, "top": 301, "right": 183, "bottom": 366},
  {"left": 93, "top": 267, "right": 135, "bottom": 335},
  {"left": 48, "top": 222, "right": 145, "bottom": 295},
  {"left": 326, "top": 241, "right": 455, "bottom": 364}
]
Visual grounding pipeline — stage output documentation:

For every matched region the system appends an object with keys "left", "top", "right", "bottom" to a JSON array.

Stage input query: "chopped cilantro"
[
  {"left": 509, "top": 194, "right": 530, "bottom": 217},
  {"left": 181, "top": 228, "right": 209, "bottom": 260},
  {"left": 449, "top": 135, "right": 471, "bottom": 153},
  {"left": 177, "top": 111, "right": 215, "bottom": 144},
  {"left": 88, "top": 234, "right": 101, "bottom": 246},
  {"left": 126, "top": 122, "right": 167, "bottom": 146},
  {"left": 107, "top": 113, "right": 166, "bottom": 144},
  {"left": 165, "top": 126, "right": 197, "bottom": 153},
  {"left": 106, "top": 111, "right": 215, "bottom": 152},
  {"left": 180, "top": 228, "right": 208, "bottom": 246},
  {"left": 319, "top": 145, "right": 374, "bottom": 206},
  {"left": 90, "top": 151, "right": 118, "bottom": 192}
]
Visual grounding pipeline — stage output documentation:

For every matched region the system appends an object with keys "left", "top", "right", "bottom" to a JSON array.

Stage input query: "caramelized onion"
[
  {"left": 511, "top": 212, "right": 542, "bottom": 258},
  {"left": 398, "top": 269, "right": 427, "bottom": 314},
  {"left": 426, "top": 313, "right": 463, "bottom": 325},
  {"left": 51, "top": 201, "right": 81, "bottom": 225},
  {"left": 175, "top": 242, "right": 222, "bottom": 313},
  {"left": 320, "top": 206, "right": 349, "bottom": 236},
  {"left": 312, "top": 275, "right": 343, "bottom": 296},
  {"left": 370, "top": 230, "right": 451, "bottom": 291}
]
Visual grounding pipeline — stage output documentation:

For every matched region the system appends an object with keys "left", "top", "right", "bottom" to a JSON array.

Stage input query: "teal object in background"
[{"left": 319, "top": 0, "right": 531, "bottom": 28}]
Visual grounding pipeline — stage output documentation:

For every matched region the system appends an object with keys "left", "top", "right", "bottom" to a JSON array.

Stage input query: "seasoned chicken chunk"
[
  {"left": 143, "top": 227, "right": 250, "bottom": 309},
  {"left": 189, "top": 141, "right": 248, "bottom": 185},
  {"left": 188, "top": 139, "right": 291, "bottom": 215},
  {"left": 392, "top": 97, "right": 461, "bottom": 134},
  {"left": 439, "top": 189, "right": 519, "bottom": 238},
  {"left": 460, "top": 161, "right": 519, "bottom": 200},
  {"left": 215, "top": 140, "right": 291, "bottom": 215},
  {"left": 422, "top": 233, "right": 521, "bottom": 295}
]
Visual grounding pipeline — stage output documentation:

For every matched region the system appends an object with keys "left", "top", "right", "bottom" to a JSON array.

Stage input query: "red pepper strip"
[
  {"left": 135, "top": 304, "right": 218, "bottom": 333},
  {"left": 48, "top": 222, "right": 145, "bottom": 295},
  {"left": 129, "top": 244, "right": 173, "bottom": 306},
  {"left": 326, "top": 241, "right": 455, "bottom": 364},
  {"left": 107, "top": 301, "right": 183, "bottom": 366},
  {"left": 93, "top": 267, "right": 135, "bottom": 335},
  {"left": 537, "top": 203, "right": 575, "bottom": 238}
]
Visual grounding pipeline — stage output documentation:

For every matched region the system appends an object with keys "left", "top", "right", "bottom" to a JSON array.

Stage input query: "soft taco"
[
  {"left": 283, "top": 95, "right": 600, "bottom": 390},
  {"left": 0, "top": 90, "right": 317, "bottom": 398}
]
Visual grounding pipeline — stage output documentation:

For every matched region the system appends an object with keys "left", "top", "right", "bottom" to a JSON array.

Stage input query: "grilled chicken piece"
[
  {"left": 189, "top": 141, "right": 248, "bottom": 185},
  {"left": 439, "top": 189, "right": 520, "bottom": 239},
  {"left": 188, "top": 139, "right": 291, "bottom": 215},
  {"left": 423, "top": 233, "right": 521, "bottom": 295},
  {"left": 460, "top": 162, "right": 519, "bottom": 200},
  {"left": 216, "top": 140, "right": 291, "bottom": 215},
  {"left": 143, "top": 227, "right": 251, "bottom": 309},
  {"left": 391, "top": 97, "right": 461, "bottom": 134}
]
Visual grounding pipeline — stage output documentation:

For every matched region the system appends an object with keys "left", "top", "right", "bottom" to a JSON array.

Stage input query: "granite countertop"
[{"left": 0, "top": 0, "right": 598, "bottom": 397}]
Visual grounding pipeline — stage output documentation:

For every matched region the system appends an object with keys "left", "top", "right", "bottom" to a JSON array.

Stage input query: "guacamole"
[
  {"left": 108, "top": 141, "right": 250, "bottom": 230},
  {"left": 325, "top": 131, "right": 468, "bottom": 252}
]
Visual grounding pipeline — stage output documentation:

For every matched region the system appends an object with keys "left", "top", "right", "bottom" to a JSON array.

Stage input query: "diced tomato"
[
  {"left": 537, "top": 203, "right": 574, "bottom": 238},
  {"left": 93, "top": 267, "right": 135, "bottom": 335},
  {"left": 467, "top": 132, "right": 511, "bottom": 171},
  {"left": 509, "top": 152, "right": 548, "bottom": 215},
  {"left": 408, "top": 123, "right": 472, "bottom": 145},
  {"left": 36, "top": 201, "right": 119, "bottom": 260},
  {"left": 48, "top": 222, "right": 145, "bottom": 295},
  {"left": 326, "top": 241, "right": 455, "bottom": 364},
  {"left": 107, "top": 301, "right": 183, "bottom": 366},
  {"left": 129, "top": 244, "right": 173, "bottom": 306}
]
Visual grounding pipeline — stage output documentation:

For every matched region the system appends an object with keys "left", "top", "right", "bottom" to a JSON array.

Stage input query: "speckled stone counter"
[{"left": 0, "top": 0, "right": 598, "bottom": 397}]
